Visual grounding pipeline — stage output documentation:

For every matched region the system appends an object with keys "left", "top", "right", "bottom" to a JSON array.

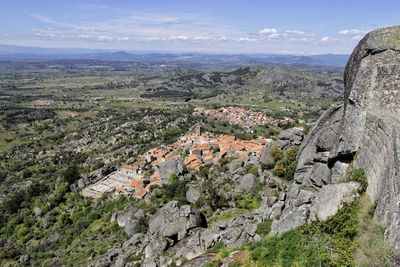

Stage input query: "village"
[
  {"left": 193, "top": 106, "right": 297, "bottom": 128},
  {"left": 82, "top": 123, "right": 271, "bottom": 199}
]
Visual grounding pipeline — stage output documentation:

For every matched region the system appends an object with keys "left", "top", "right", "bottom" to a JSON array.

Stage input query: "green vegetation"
[
  {"left": 235, "top": 192, "right": 262, "bottom": 210},
  {"left": 270, "top": 146, "right": 299, "bottom": 180},
  {"left": 63, "top": 165, "right": 81, "bottom": 185},
  {"left": 0, "top": 59, "right": 345, "bottom": 265},
  {"left": 355, "top": 196, "right": 399, "bottom": 266},
  {"left": 339, "top": 168, "right": 369, "bottom": 193},
  {"left": 0, "top": 191, "right": 131, "bottom": 266},
  {"left": 256, "top": 220, "right": 272, "bottom": 236},
  {"left": 235, "top": 181, "right": 263, "bottom": 210},
  {"left": 350, "top": 168, "right": 368, "bottom": 193},
  {"left": 200, "top": 163, "right": 358, "bottom": 267},
  {"left": 245, "top": 188, "right": 398, "bottom": 267},
  {"left": 151, "top": 173, "right": 188, "bottom": 206},
  {"left": 249, "top": 201, "right": 359, "bottom": 266},
  {"left": 210, "top": 209, "right": 248, "bottom": 223},
  {"left": 247, "top": 166, "right": 259, "bottom": 176},
  {"left": 162, "top": 126, "right": 183, "bottom": 143}
]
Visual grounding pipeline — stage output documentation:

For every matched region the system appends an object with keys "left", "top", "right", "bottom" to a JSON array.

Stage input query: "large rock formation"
[
  {"left": 148, "top": 201, "right": 207, "bottom": 241},
  {"left": 274, "top": 26, "right": 400, "bottom": 249}
]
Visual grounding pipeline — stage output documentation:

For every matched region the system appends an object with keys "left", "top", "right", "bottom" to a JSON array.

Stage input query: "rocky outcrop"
[
  {"left": 186, "top": 186, "right": 201, "bottom": 204},
  {"left": 276, "top": 127, "right": 304, "bottom": 148},
  {"left": 235, "top": 173, "right": 257, "bottom": 192},
  {"left": 310, "top": 182, "right": 360, "bottom": 221},
  {"left": 158, "top": 159, "right": 185, "bottom": 180},
  {"left": 171, "top": 211, "right": 262, "bottom": 261},
  {"left": 88, "top": 233, "right": 149, "bottom": 267},
  {"left": 148, "top": 201, "right": 207, "bottom": 242},
  {"left": 276, "top": 26, "right": 400, "bottom": 249},
  {"left": 111, "top": 207, "right": 145, "bottom": 236}
]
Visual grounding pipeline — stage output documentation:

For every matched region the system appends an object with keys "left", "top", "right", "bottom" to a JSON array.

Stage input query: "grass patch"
[
  {"left": 210, "top": 208, "right": 248, "bottom": 223},
  {"left": 339, "top": 168, "right": 368, "bottom": 193},
  {"left": 256, "top": 220, "right": 272, "bottom": 236},
  {"left": 248, "top": 201, "right": 360, "bottom": 266},
  {"left": 235, "top": 192, "right": 262, "bottom": 210},
  {"left": 247, "top": 194, "right": 399, "bottom": 267},
  {"left": 355, "top": 196, "right": 399, "bottom": 266}
]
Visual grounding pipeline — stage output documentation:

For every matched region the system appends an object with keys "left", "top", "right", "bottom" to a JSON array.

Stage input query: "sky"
[{"left": 0, "top": 0, "right": 399, "bottom": 55}]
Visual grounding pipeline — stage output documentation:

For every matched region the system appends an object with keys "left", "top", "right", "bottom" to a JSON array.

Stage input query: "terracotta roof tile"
[
  {"left": 134, "top": 189, "right": 147, "bottom": 199},
  {"left": 130, "top": 180, "right": 143, "bottom": 188}
]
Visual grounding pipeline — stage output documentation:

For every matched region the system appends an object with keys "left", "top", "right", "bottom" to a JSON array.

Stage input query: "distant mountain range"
[{"left": 0, "top": 44, "right": 349, "bottom": 67}]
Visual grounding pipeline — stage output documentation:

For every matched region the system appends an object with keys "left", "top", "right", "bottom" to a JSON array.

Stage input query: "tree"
[
  {"left": 3, "top": 191, "right": 26, "bottom": 214},
  {"left": 63, "top": 165, "right": 80, "bottom": 185}
]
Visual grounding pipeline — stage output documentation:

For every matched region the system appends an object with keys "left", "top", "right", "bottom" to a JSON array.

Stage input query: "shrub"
[
  {"left": 203, "top": 261, "right": 219, "bottom": 267},
  {"left": 199, "top": 164, "right": 212, "bottom": 178},
  {"left": 270, "top": 148, "right": 298, "bottom": 180},
  {"left": 152, "top": 173, "right": 187, "bottom": 205},
  {"left": 256, "top": 220, "right": 272, "bottom": 236},
  {"left": 27, "top": 180, "right": 49, "bottom": 197},
  {"left": 211, "top": 145, "right": 220, "bottom": 154},
  {"left": 273, "top": 162, "right": 286, "bottom": 177},
  {"left": 198, "top": 177, "right": 230, "bottom": 212},
  {"left": 162, "top": 127, "right": 181, "bottom": 142},
  {"left": 235, "top": 192, "right": 261, "bottom": 210},
  {"left": 137, "top": 216, "right": 149, "bottom": 234},
  {"left": 269, "top": 146, "right": 284, "bottom": 161},
  {"left": 285, "top": 161, "right": 297, "bottom": 180},
  {"left": 247, "top": 166, "right": 259, "bottom": 176},
  {"left": 261, "top": 160, "right": 275, "bottom": 170},
  {"left": 234, "top": 132, "right": 253, "bottom": 140},
  {"left": 63, "top": 165, "right": 80, "bottom": 185},
  {"left": 351, "top": 168, "right": 368, "bottom": 193},
  {"left": 285, "top": 147, "right": 299, "bottom": 161},
  {"left": 167, "top": 173, "right": 178, "bottom": 184},
  {"left": 3, "top": 191, "right": 26, "bottom": 214}
]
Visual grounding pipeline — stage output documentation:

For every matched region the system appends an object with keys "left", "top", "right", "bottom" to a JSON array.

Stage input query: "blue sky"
[{"left": 0, "top": 0, "right": 399, "bottom": 54}]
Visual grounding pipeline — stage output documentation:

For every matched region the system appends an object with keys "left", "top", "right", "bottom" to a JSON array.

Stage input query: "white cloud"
[
  {"left": 338, "top": 29, "right": 369, "bottom": 36},
  {"left": 320, "top": 36, "right": 338, "bottom": 43},
  {"left": 30, "top": 11, "right": 240, "bottom": 44},
  {"left": 237, "top": 37, "right": 258, "bottom": 42},
  {"left": 193, "top": 36, "right": 211, "bottom": 41},
  {"left": 285, "top": 30, "right": 306, "bottom": 35},
  {"left": 32, "top": 32, "right": 131, "bottom": 42},
  {"left": 168, "top": 35, "right": 189, "bottom": 41},
  {"left": 321, "top": 36, "right": 329, "bottom": 42},
  {"left": 266, "top": 33, "right": 280, "bottom": 39},
  {"left": 258, "top": 28, "right": 278, "bottom": 34},
  {"left": 22, "top": 11, "right": 360, "bottom": 54}
]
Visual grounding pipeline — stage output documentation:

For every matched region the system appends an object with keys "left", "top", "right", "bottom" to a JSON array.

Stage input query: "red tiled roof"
[
  {"left": 134, "top": 189, "right": 147, "bottom": 198},
  {"left": 151, "top": 173, "right": 161, "bottom": 181},
  {"left": 185, "top": 154, "right": 199, "bottom": 165},
  {"left": 130, "top": 180, "right": 143, "bottom": 188}
]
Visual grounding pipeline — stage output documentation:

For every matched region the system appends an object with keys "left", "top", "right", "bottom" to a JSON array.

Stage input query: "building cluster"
[
  {"left": 194, "top": 107, "right": 296, "bottom": 128},
  {"left": 82, "top": 125, "right": 270, "bottom": 199}
]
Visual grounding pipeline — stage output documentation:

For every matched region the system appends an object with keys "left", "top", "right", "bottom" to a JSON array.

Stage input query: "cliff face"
[{"left": 275, "top": 26, "right": 400, "bottom": 248}]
